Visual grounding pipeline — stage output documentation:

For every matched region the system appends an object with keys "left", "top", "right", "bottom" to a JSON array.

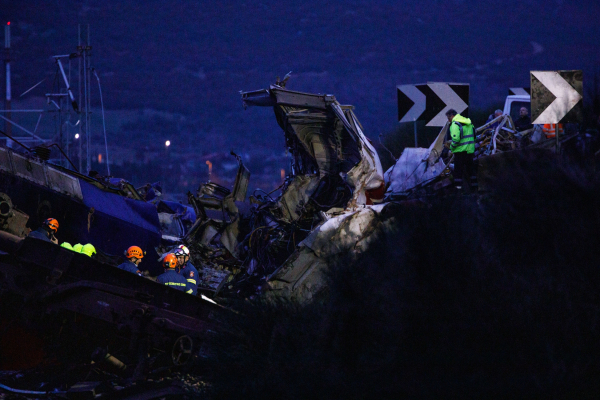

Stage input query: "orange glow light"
[
  {"left": 206, "top": 160, "right": 212, "bottom": 173},
  {"left": 98, "top": 154, "right": 102, "bottom": 163}
]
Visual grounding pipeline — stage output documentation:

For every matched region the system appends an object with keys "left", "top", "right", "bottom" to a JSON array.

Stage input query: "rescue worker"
[
  {"left": 446, "top": 109, "right": 476, "bottom": 190},
  {"left": 514, "top": 107, "right": 533, "bottom": 132},
  {"left": 542, "top": 123, "right": 564, "bottom": 139},
  {"left": 176, "top": 245, "right": 198, "bottom": 295},
  {"left": 485, "top": 109, "right": 503, "bottom": 130},
  {"left": 156, "top": 253, "right": 190, "bottom": 293},
  {"left": 28, "top": 218, "right": 59, "bottom": 244},
  {"left": 117, "top": 246, "right": 144, "bottom": 276}
]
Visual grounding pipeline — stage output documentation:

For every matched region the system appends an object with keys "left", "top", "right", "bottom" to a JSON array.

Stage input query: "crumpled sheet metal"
[
  {"left": 339, "top": 108, "right": 385, "bottom": 207},
  {"left": 384, "top": 148, "right": 447, "bottom": 195},
  {"left": 267, "top": 204, "right": 387, "bottom": 301},
  {"left": 276, "top": 175, "right": 321, "bottom": 222},
  {"left": 384, "top": 124, "right": 448, "bottom": 196},
  {"left": 301, "top": 205, "right": 384, "bottom": 258}
]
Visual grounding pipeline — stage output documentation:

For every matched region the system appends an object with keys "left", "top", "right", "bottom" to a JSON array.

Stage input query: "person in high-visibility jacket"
[
  {"left": 446, "top": 109, "right": 476, "bottom": 190},
  {"left": 156, "top": 253, "right": 191, "bottom": 293},
  {"left": 177, "top": 245, "right": 198, "bottom": 295},
  {"left": 542, "top": 124, "right": 564, "bottom": 138}
]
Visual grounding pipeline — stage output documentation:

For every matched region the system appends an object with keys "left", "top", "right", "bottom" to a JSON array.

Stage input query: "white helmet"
[{"left": 178, "top": 244, "right": 190, "bottom": 255}]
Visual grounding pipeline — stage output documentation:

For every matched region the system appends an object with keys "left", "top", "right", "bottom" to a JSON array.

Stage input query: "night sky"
[{"left": 3, "top": 0, "right": 600, "bottom": 192}]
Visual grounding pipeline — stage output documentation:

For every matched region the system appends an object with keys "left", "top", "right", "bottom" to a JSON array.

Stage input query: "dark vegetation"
[{"left": 206, "top": 152, "right": 600, "bottom": 399}]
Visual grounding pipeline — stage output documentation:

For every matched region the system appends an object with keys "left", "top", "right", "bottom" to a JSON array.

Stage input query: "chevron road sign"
[
  {"left": 397, "top": 82, "right": 469, "bottom": 127},
  {"left": 509, "top": 87, "right": 530, "bottom": 96},
  {"left": 530, "top": 70, "right": 583, "bottom": 124}
]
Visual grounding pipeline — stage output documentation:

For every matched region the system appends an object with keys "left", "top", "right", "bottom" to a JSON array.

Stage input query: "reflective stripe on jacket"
[
  {"left": 182, "top": 262, "right": 199, "bottom": 295},
  {"left": 449, "top": 114, "right": 475, "bottom": 154},
  {"left": 156, "top": 269, "right": 189, "bottom": 292},
  {"left": 542, "top": 124, "right": 564, "bottom": 138}
]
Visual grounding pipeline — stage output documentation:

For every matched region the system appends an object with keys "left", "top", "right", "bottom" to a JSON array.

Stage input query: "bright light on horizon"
[
  {"left": 74, "top": 133, "right": 80, "bottom": 139},
  {"left": 165, "top": 140, "right": 171, "bottom": 147}
]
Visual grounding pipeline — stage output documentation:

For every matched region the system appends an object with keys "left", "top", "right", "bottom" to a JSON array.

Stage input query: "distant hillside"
[{"left": 3, "top": 1, "right": 600, "bottom": 190}]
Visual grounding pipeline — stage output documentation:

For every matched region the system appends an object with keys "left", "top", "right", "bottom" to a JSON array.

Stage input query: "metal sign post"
[
  {"left": 414, "top": 118, "right": 417, "bottom": 147},
  {"left": 4, "top": 22, "right": 11, "bottom": 142}
]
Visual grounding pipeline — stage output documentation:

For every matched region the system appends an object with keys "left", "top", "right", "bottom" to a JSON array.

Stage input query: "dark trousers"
[{"left": 454, "top": 151, "right": 475, "bottom": 187}]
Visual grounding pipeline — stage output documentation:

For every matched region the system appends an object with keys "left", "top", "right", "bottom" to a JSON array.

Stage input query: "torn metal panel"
[
  {"left": 384, "top": 125, "right": 449, "bottom": 197},
  {"left": 276, "top": 174, "right": 321, "bottom": 222},
  {"left": 241, "top": 88, "right": 276, "bottom": 108},
  {"left": 158, "top": 212, "right": 185, "bottom": 239},
  {"left": 270, "top": 86, "right": 335, "bottom": 110},
  {"left": 267, "top": 247, "right": 327, "bottom": 301},
  {"left": 268, "top": 205, "right": 387, "bottom": 302},
  {"left": 385, "top": 148, "right": 447, "bottom": 195},
  {"left": 231, "top": 159, "right": 250, "bottom": 202},
  {"left": 301, "top": 206, "right": 382, "bottom": 258},
  {"left": 241, "top": 81, "right": 384, "bottom": 208},
  {"left": 220, "top": 218, "right": 241, "bottom": 256},
  {"left": 344, "top": 109, "right": 385, "bottom": 206}
]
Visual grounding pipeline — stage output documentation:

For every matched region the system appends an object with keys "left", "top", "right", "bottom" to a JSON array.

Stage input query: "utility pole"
[
  {"left": 78, "top": 24, "right": 92, "bottom": 174},
  {"left": 4, "top": 21, "right": 11, "bottom": 145}
]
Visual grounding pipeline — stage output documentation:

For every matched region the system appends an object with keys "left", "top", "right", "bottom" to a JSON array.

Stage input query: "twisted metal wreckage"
[
  {"left": 1, "top": 79, "right": 592, "bottom": 390},
  {"left": 0, "top": 81, "right": 393, "bottom": 392}
]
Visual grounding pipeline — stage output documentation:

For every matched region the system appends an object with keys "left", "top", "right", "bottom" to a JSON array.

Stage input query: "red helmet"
[
  {"left": 125, "top": 246, "right": 144, "bottom": 259},
  {"left": 44, "top": 218, "right": 59, "bottom": 232},
  {"left": 163, "top": 253, "right": 177, "bottom": 269}
]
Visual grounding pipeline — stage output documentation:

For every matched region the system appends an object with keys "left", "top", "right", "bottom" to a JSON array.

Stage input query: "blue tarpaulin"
[
  {"left": 79, "top": 180, "right": 161, "bottom": 235},
  {"left": 159, "top": 200, "right": 197, "bottom": 225},
  {"left": 78, "top": 179, "right": 163, "bottom": 275}
]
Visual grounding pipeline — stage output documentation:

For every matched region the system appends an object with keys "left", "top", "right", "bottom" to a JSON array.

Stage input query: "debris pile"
[{"left": 176, "top": 82, "right": 386, "bottom": 300}]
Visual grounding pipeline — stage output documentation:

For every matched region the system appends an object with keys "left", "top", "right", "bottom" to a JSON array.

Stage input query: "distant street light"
[
  {"left": 165, "top": 140, "right": 171, "bottom": 147},
  {"left": 206, "top": 160, "right": 212, "bottom": 180},
  {"left": 74, "top": 133, "right": 80, "bottom": 139}
]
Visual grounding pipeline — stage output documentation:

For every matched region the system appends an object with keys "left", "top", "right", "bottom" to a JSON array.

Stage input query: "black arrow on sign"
[
  {"left": 417, "top": 84, "right": 447, "bottom": 124},
  {"left": 397, "top": 88, "right": 416, "bottom": 122}
]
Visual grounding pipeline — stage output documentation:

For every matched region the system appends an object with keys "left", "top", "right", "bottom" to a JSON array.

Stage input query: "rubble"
[
  {"left": 384, "top": 123, "right": 451, "bottom": 199},
  {"left": 2, "top": 75, "right": 599, "bottom": 395},
  {"left": 178, "top": 81, "right": 387, "bottom": 300},
  {"left": 383, "top": 113, "right": 599, "bottom": 199}
]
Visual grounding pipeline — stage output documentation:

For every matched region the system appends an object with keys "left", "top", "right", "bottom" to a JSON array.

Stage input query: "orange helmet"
[
  {"left": 125, "top": 246, "right": 144, "bottom": 259},
  {"left": 44, "top": 218, "right": 59, "bottom": 232},
  {"left": 163, "top": 253, "right": 177, "bottom": 269}
]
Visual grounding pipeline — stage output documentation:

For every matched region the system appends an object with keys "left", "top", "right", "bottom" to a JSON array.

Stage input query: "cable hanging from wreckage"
[{"left": 185, "top": 77, "right": 385, "bottom": 298}]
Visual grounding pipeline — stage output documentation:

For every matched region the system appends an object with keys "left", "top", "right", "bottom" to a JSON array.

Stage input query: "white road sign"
[{"left": 530, "top": 70, "right": 583, "bottom": 124}]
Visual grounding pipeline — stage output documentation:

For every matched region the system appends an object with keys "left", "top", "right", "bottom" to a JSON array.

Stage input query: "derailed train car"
[
  {"left": 0, "top": 146, "right": 223, "bottom": 376},
  {"left": 0, "top": 233, "right": 223, "bottom": 374},
  {"left": 0, "top": 146, "right": 165, "bottom": 274}
]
